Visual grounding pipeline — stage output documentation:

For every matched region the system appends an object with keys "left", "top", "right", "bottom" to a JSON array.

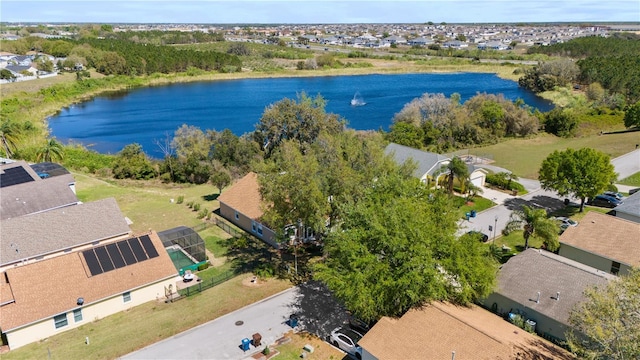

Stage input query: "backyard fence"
[
  {"left": 213, "top": 217, "right": 243, "bottom": 238},
  {"left": 177, "top": 272, "right": 236, "bottom": 297}
]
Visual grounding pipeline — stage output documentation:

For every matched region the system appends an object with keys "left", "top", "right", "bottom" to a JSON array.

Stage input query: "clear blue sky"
[{"left": 1, "top": 1, "right": 639, "bottom": 24}]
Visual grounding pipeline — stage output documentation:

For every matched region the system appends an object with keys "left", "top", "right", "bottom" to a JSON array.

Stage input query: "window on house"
[
  {"left": 54, "top": 313, "right": 68, "bottom": 329},
  {"left": 235, "top": 211, "right": 239, "bottom": 220},
  {"left": 73, "top": 309, "right": 83, "bottom": 323},
  {"left": 611, "top": 261, "right": 621, "bottom": 275},
  {"left": 251, "top": 221, "right": 256, "bottom": 233},
  {"left": 123, "top": 291, "right": 131, "bottom": 303},
  {"left": 257, "top": 224, "right": 263, "bottom": 236}
]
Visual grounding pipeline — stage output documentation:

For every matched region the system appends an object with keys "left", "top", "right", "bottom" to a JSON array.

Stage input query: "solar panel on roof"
[
  {"left": 128, "top": 237, "right": 148, "bottom": 262},
  {"left": 0, "top": 167, "right": 36, "bottom": 188},
  {"left": 117, "top": 240, "right": 137, "bottom": 265},
  {"left": 95, "top": 246, "right": 114, "bottom": 272},
  {"left": 139, "top": 235, "right": 159, "bottom": 259},
  {"left": 106, "top": 243, "right": 126, "bottom": 269},
  {"left": 83, "top": 249, "right": 103, "bottom": 276}
]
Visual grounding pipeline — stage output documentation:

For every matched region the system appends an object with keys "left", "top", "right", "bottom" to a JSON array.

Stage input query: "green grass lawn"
[
  {"left": 465, "top": 132, "right": 640, "bottom": 179},
  {"left": 619, "top": 171, "right": 640, "bottom": 187},
  {"left": 454, "top": 195, "right": 496, "bottom": 219}
]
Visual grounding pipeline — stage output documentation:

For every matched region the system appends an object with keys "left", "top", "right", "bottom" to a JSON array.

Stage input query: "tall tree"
[
  {"left": 567, "top": 268, "right": 640, "bottom": 359},
  {"left": 36, "top": 138, "right": 64, "bottom": 162},
  {"left": 314, "top": 172, "right": 497, "bottom": 322},
  {"left": 436, "top": 157, "right": 469, "bottom": 194},
  {"left": 0, "top": 120, "right": 23, "bottom": 159},
  {"left": 504, "top": 205, "right": 559, "bottom": 251},
  {"left": 624, "top": 101, "right": 640, "bottom": 128},
  {"left": 539, "top": 148, "right": 617, "bottom": 212},
  {"left": 209, "top": 164, "right": 231, "bottom": 194}
]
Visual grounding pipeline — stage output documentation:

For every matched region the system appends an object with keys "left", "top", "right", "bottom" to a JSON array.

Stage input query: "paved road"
[
  {"left": 611, "top": 149, "right": 640, "bottom": 180},
  {"left": 121, "top": 282, "right": 349, "bottom": 360}
]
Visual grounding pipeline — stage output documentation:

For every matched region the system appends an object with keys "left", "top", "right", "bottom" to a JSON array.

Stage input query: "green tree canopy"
[
  {"left": 314, "top": 172, "right": 497, "bottom": 322},
  {"left": 504, "top": 205, "right": 559, "bottom": 251},
  {"left": 538, "top": 148, "right": 617, "bottom": 212},
  {"left": 36, "top": 138, "right": 64, "bottom": 162},
  {"left": 567, "top": 268, "right": 640, "bottom": 359},
  {"left": 624, "top": 101, "right": 640, "bottom": 128},
  {"left": 112, "top": 143, "right": 156, "bottom": 180},
  {"left": 436, "top": 156, "right": 469, "bottom": 194}
]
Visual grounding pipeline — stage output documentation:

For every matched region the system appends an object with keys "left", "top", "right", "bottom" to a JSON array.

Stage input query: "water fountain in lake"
[{"left": 350, "top": 91, "right": 366, "bottom": 106}]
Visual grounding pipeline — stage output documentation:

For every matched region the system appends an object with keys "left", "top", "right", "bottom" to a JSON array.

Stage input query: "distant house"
[
  {"left": 384, "top": 143, "right": 486, "bottom": 187},
  {"left": 358, "top": 301, "right": 573, "bottom": 360},
  {"left": 478, "top": 41, "right": 510, "bottom": 50},
  {"left": 0, "top": 161, "right": 78, "bottom": 220},
  {"left": 0, "top": 231, "right": 177, "bottom": 350},
  {"left": 407, "top": 37, "right": 434, "bottom": 46},
  {"left": 217, "top": 172, "right": 279, "bottom": 248},
  {"left": 610, "top": 191, "right": 640, "bottom": 224},
  {"left": 382, "top": 35, "right": 406, "bottom": 45},
  {"left": 481, "top": 248, "right": 615, "bottom": 342},
  {"left": 442, "top": 40, "right": 469, "bottom": 49},
  {"left": 559, "top": 211, "right": 640, "bottom": 276}
]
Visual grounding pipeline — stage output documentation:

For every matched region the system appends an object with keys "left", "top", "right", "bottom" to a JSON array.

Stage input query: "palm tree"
[
  {"left": 436, "top": 157, "right": 469, "bottom": 194},
  {"left": 36, "top": 138, "right": 64, "bottom": 162},
  {"left": 0, "top": 120, "right": 22, "bottom": 159},
  {"left": 504, "top": 205, "right": 559, "bottom": 251}
]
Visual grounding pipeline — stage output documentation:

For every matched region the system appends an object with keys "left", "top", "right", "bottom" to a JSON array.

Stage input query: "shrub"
[
  {"left": 187, "top": 201, "right": 194, "bottom": 208},
  {"left": 197, "top": 262, "right": 210, "bottom": 271},
  {"left": 176, "top": 195, "right": 184, "bottom": 204},
  {"left": 197, "top": 208, "right": 208, "bottom": 219},
  {"left": 193, "top": 203, "right": 201, "bottom": 212}
]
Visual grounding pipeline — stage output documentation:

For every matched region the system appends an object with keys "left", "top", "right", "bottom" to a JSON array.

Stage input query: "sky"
[{"left": 1, "top": 1, "right": 639, "bottom": 24}]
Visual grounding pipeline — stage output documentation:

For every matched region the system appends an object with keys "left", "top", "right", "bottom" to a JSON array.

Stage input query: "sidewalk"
[{"left": 478, "top": 186, "right": 516, "bottom": 206}]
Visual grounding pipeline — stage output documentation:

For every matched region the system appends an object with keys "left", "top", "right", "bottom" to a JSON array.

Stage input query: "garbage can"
[
  {"left": 470, "top": 210, "right": 476, "bottom": 217},
  {"left": 289, "top": 314, "right": 299, "bottom": 328},
  {"left": 241, "top": 338, "right": 251, "bottom": 352},
  {"left": 252, "top": 333, "right": 262, "bottom": 347},
  {"left": 525, "top": 319, "right": 537, "bottom": 333}
]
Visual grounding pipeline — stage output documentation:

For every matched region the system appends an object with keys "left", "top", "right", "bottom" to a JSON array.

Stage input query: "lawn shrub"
[
  {"left": 486, "top": 173, "right": 526, "bottom": 191},
  {"left": 193, "top": 203, "right": 201, "bottom": 211},
  {"left": 176, "top": 195, "right": 184, "bottom": 204}
]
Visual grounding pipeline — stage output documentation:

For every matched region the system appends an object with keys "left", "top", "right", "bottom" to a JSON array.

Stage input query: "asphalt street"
[{"left": 120, "top": 282, "right": 349, "bottom": 360}]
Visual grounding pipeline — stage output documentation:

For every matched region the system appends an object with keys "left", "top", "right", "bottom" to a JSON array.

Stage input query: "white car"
[
  {"left": 330, "top": 326, "right": 363, "bottom": 359},
  {"left": 554, "top": 216, "right": 578, "bottom": 233}
]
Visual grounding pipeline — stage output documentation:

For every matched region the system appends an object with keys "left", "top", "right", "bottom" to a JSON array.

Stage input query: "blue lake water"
[{"left": 48, "top": 73, "right": 553, "bottom": 157}]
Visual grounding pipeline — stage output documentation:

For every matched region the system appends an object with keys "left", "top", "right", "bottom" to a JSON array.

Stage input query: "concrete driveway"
[{"left": 611, "top": 149, "right": 640, "bottom": 180}]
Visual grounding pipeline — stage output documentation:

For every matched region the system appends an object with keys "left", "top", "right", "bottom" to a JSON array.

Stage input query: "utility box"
[{"left": 241, "top": 338, "right": 250, "bottom": 352}]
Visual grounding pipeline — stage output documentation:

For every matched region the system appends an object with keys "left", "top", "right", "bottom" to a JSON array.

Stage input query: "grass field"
[
  {"left": 465, "top": 132, "right": 640, "bottom": 179},
  {"left": 619, "top": 171, "right": 640, "bottom": 187},
  {"left": 273, "top": 331, "right": 345, "bottom": 360}
]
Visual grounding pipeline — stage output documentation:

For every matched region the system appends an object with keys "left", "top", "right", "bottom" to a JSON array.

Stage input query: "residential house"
[
  {"left": 481, "top": 248, "right": 615, "bottom": 342},
  {"left": 478, "top": 41, "right": 510, "bottom": 50},
  {"left": 358, "top": 301, "right": 573, "bottom": 360},
  {"left": 558, "top": 211, "right": 640, "bottom": 276},
  {"left": 610, "top": 191, "right": 640, "bottom": 224},
  {"left": 384, "top": 143, "right": 486, "bottom": 187},
  {"left": 382, "top": 35, "right": 406, "bottom": 45},
  {"left": 407, "top": 37, "right": 434, "bottom": 46},
  {"left": 0, "top": 231, "right": 177, "bottom": 349},
  {"left": 217, "top": 172, "right": 279, "bottom": 248},
  {"left": 442, "top": 40, "right": 469, "bottom": 49},
  {"left": 1, "top": 161, "right": 78, "bottom": 220}
]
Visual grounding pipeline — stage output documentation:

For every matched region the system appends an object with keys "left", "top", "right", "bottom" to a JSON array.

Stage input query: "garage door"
[{"left": 470, "top": 174, "right": 485, "bottom": 187}]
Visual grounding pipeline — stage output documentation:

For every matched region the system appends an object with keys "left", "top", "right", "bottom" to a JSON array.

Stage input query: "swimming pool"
[{"left": 167, "top": 247, "right": 196, "bottom": 271}]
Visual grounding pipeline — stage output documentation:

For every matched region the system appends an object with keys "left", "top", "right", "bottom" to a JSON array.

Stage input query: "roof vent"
[{"left": 77, "top": 297, "right": 84, "bottom": 306}]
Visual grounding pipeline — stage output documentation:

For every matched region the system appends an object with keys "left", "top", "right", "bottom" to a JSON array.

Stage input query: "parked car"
[
  {"left": 348, "top": 316, "right": 373, "bottom": 335},
  {"left": 588, "top": 194, "right": 623, "bottom": 208},
  {"left": 629, "top": 188, "right": 640, "bottom": 195},
  {"left": 330, "top": 326, "right": 363, "bottom": 359},
  {"left": 553, "top": 216, "right": 578, "bottom": 234},
  {"left": 604, "top": 191, "right": 624, "bottom": 201},
  {"left": 466, "top": 230, "right": 489, "bottom": 242}
]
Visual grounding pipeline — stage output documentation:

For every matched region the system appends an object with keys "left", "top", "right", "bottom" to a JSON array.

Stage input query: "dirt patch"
[{"left": 242, "top": 274, "right": 265, "bottom": 287}]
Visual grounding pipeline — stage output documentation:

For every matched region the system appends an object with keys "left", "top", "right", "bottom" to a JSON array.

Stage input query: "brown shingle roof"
[
  {"left": 495, "top": 248, "right": 614, "bottom": 326},
  {"left": 560, "top": 211, "right": 640, "bottom": 266},
  {"left": 0, "top": 231, "right": 177, "bottom": 331},
  {"left": 0, "top": 198, "right": 131, "bottom": 266},
  {"left": 358, "top": 302, "right": 573, "bottom": 360},
  {"left": 217, "top": 172, "right": 264, "bottom": 219},
  {"left": 1, "top": 161, "right": 78, "bottom": 220}
]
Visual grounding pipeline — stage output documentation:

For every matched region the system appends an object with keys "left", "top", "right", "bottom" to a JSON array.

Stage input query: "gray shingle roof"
[
  {"left": 384, "top": 143, "right": 450, "bottom": 179},
  {"left": 1, "top": 161, "right": 78, "bottom": 220},
  {"left": 613, "top": 191, "right": 640, "bottom": 218},
  {"left": 0, "top": 198, "right": 131, "bottom": 266},
  {"left": 495, "top": 248, "right": 614, "bottom": 326}
]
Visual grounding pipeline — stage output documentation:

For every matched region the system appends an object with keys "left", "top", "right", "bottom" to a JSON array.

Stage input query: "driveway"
[
  {"left": 611, "top": 149, "right": 640, "bottom": 180},
  {"left": 120, "top": 282, "right": 349, "bottom": 360}
]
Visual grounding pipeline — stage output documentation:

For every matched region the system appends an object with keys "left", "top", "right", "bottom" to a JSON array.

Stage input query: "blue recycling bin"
[
  {"left": 289, "top": 314, "right": 299, "bottom": 328},
  {"left": 470, "top": 210, "right": 477, "bottom": 217},
  {"left": 241, "top": 338, "right": 250, "bottom": 352}
]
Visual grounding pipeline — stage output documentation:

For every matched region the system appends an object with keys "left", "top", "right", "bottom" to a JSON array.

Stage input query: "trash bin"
[
  {"left": 465, "top": 212, "right": 471, "bottom": 220},
  {"left": 241, "top": 338, "right": 251, "bottom": 352},
  {"left": 289, "top": 314, "right": 299, "bottom": 328},
  {"left": 525, "top": 319, "right": 537, "bottom": 333},
  {"left": 252, "top": 333, "right": 262, "bottom": 347},
  {"left": 470, "top": 210, "right": 476, "bottom": 217}
]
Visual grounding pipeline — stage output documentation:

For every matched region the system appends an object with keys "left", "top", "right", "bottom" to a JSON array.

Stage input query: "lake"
[{"left": 48, "top": 73, "right": 553, "bottom": 157}]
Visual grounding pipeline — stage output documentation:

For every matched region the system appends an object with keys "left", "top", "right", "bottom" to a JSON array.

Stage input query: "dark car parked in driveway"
[
  {"left": 588, "top": 194, "right": 623, "bottom": 208},
  {"left": 466, "top": 230, "right": 489, "bottom": 242}
]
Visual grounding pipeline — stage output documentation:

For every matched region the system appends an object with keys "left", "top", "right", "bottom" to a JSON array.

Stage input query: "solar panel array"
[
  {"left": 0, "top": 167, "right": 36, "bottom": 188},
  {"left": 83, "top": 236, "right": 160, "bottom": 276}
]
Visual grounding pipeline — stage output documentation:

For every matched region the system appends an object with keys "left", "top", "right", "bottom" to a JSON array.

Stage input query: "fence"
[
  {"left": 213, "top": 217, "right": 243, "bottom": 238},
  {"left": 177, "top": 271, "right": 236, "bottom": 297}
]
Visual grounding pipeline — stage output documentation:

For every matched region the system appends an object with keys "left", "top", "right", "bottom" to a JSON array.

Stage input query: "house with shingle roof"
[
  {"left": 558, "top": 211, "right": 640, "bottom": 276},
  {"left": 358, "top": 301, "right": 573, "bottom": 360},
  {"left": 0, "top": 197, "right": 132, "bottom": 271},
  {"left": 217, "top": 172, "right": 279, "bottom": 248},
  {"left": 610, "top": 191, "right": 640, "bottom": 224},
  {"left": 481, "top": 248, "right": 615, "bottom": 342},
  {"left": 0, "top": 231, "right": 177, "bottom": 350},
  {"left": 0, "top": 160, "right": 78, "bottom": 220}
]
